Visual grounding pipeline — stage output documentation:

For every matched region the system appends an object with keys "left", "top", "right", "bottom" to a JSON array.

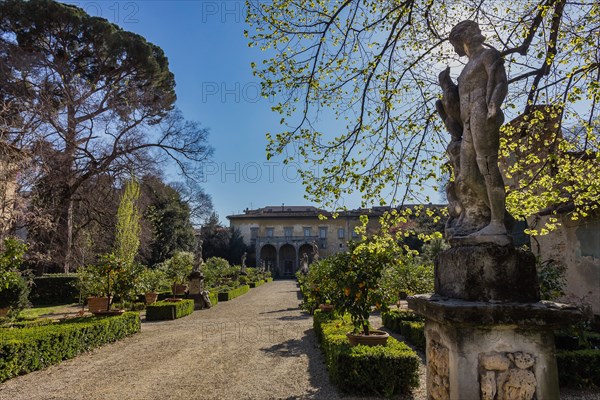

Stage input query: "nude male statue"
[{"left": 448, "top": 20, "right": 509, "bottom": 238}]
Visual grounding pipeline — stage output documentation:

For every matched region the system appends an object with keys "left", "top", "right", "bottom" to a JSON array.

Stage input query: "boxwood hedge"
[
  {"left": 145, "top": 300, "right": 194, "bottom": 321},
  {"left": 0, "top": 312, "right": 140, "bottom": 382},
  {"left": 217, "top": 285, "right": 250, "bottom": 301},
  {"left": 382, "top": 310, "right": 425, "bottom": 351},
  {"left": 313, "top": 310, "right": 419, "bottom": 397},
  {"left": 249, "top": 280, "right": 265, "bottom": 288},
  {"left": 29, "top": 274, "right": 79, "bottom": 305}
]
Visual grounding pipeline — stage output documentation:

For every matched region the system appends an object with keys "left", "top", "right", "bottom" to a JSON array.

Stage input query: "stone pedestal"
[
  {"left": 410, "top": 244, "right": 581, "bottom": 400},
  {"left": 435, "top": 244, "right": 539, "bottom": 302},
  {"left": 409, "top": 295, "right": 581, "bottom": 400}
]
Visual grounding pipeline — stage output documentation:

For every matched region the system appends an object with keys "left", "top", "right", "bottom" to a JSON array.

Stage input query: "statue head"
[{"left": 449, "top": 20, "right": 485, "bottom": 56}]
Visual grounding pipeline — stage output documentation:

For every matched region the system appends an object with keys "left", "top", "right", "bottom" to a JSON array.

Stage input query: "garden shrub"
[
  {"left": 0, "top": 318, "right": 56, "bottom": 329},
  {"left": 29, "top": 275, "right": 79, "bottom": 305},
  {"left": 249, "top": 280, "right": 265, "bottom": 288},
  {"left": 399, "top": 321, "right": 426, "bottom": 351},
  {"left": 217, "top": 285, "right": 249, "bottom": 301},
  {"left": 0, "top": 312, "right": 140, "bottom": 382},
  {"left": 145, "top": 300, "right": 194, "bottom": 321},
  {"left": 265, "top": 277, "right": 273, "bottom": 282},
  {"left": 381, "top": 311, "right": 426, "bottom": 351},
  {"left": 556, "top": 349, "right": 600, "bottom": 388},
  {"left": 313, "top": 311, "right": 419, "bottom": 397},
  {"left": 208, "top": 291, "right": 219, "bottom": 306}
]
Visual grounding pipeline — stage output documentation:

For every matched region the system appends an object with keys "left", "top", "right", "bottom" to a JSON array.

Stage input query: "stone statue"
[
  {"left": 437, "top": 20, "right": 510, "bottom": 245},
  {"left": 241, "top": 252, "right": 247, "bottom": 274},
  {"left": 300, "top": 253, "right": 309, "bottom": 275},
  {"left": 192, "top": 238, "right": 204, "bottom": 272},
  {"left": 311, "top": 241, "right": 319, "bottom": 262}
]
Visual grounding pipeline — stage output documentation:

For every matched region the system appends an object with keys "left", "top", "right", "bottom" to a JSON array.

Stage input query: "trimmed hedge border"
[
  {"left": 0, "top": 312, "right": 140, "bottom": 382},
  {"left": 557, "top": 349, "right": 600, "bottom": 388},
  {"left": 313, "top": 310, "right": 420, "bottom": 397},
  {"left": 218, "top": 285, "right": 250, "bottom": 301},
  {"left": 249, "top": 280, "right": 265, "bottom": 288},
  {"left": 382, "top": 310, "right": 426, "bottom": 351},
  {"left": 30, "top": 275, "right": 79, "bottom": 305},
  {"left": 265, "top": 277, "right": 273, "bottom": 283},
  {"left": 208, "top": 291, "right": 219, "bottom": 306},
  {"left": 145, "top": 300, "right": 194, "bottom": 321}
]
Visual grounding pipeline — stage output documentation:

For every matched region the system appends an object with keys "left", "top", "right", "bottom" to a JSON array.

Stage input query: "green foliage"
[
  {"left": 217, "top": 285, "right": 250, "bottom": 301},
  {"left": 142, "top": 176, "right": 197, "bottom": 265},
  {"left": 313, "top": 311, "right": 420, "bottom": 397},
  {"left": 300, "top": 255, "right": 339, "bottom": 312},
  {"left": 161, "top": 251, "right": 194, "bottom": 286},
  {"left": 0, "top": 238, "right": 30, "bottom": 316},
  {"left": 29, "top": 275, "right": 78, "bottom": 305},
  {"left": 381, "top": 310, "right": 426, "bottom": 351},
  {"left": 0, "top": 312, "right": 140, "bottom": 382},
  {"left": 115, "top": 178, "right": 141, "bottom": 266},
  {"left": 537, "top": 258, "right": 567, "bottom": 300},
  {"left": 247, "top": 0, "right": 600, "bottom": 226},
  {"left": 249, "top": 280, "right": 265, "bottom": 288},
  {"left": 556, "top": 349, "right": 600, "bottom": 388},
  {"left": 203, "top": 257, "right": 239, "bottom": 288},
  {"left": 145, "top": 300, "right": 194, "bottom": 321},
  {"left": 0, "top": 237, "right": 27, "bottom": 273},
  {"left": 138, "top": 267, "right": 167, "bottom": 293}
]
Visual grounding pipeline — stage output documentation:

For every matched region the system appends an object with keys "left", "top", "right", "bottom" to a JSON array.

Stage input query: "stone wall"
[{"left": 530, "top": 214, "right": 600, "bottom": 315}]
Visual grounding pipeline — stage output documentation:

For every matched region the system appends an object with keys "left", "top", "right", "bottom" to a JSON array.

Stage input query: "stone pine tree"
[
  {"left": 115, "top": 178, "right": 141, "bottom": 266},
  {"left": 246, "top": 0, "right": 599, "bottom": 228},
  {"left": 0, "top": 0, "right": 212, "bottom": 271}
]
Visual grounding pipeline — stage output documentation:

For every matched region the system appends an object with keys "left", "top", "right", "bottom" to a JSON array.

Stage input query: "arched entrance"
[
  {"left": 279, "top": 244, "right": 296, "bottom": 277},
  {"left": 259, "top": 244, "right": 276, "bottom": 272}
]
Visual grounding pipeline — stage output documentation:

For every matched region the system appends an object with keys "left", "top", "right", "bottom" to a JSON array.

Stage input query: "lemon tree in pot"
[
  {"left": 163, "top": 251, "right": 194, "bottom": 300},
  {"left": 140, "top": 267, "right": 166, "bottom": 304},
  {"left": 332, "top": 233, "right": 395, "bottom": 346}
]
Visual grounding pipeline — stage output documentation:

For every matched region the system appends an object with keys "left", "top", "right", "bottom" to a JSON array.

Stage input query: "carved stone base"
[
  {"left": 435, "top": 244, "right": 539, "bottom": 302},
  {"left": 408, "top": 295, "right": 581, "bottom": 400}
]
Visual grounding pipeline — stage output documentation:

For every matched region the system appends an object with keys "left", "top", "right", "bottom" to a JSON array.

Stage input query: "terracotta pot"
[
  {"left": 87, "top": 296, "right": 110, "bottom": 313},
  {"left": 346, "top": 330, "right": 390, "bottom": 347},
  {"left": 319, "top": 304, "right": 334, "bottom": 313},
  {"left": 172, "top": 284, "right": 188, "bottom": 295},
  {"left": 0, "top": 307, "right": 9, "bottom": 318},
  {"left": 144, "top": 292, "right": 159, "bottom": 304}
]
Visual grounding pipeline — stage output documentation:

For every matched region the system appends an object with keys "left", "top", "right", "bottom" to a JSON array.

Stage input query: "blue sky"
[{"left": 66, "top": 0, "right": 342, "bottom": 222}]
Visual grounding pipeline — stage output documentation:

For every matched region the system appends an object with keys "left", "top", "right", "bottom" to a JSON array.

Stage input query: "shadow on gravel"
[
  {"left": 260, "top": 329, "right": 341, "bottom": 399},
  {"left": 276, "top": 314, "right": 311, "bottom": 321},
  {"left": 259, "top": 307, "right": 301, "bottom": 314}
]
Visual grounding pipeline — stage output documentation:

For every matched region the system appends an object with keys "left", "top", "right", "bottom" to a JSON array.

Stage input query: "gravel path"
[{"left": 0, "top": 280, "right": 597, "bottom": 399}]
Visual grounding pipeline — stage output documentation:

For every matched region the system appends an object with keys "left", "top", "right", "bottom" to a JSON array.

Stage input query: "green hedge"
[
  {"left": 313, "top": 310, "right": 419, "bottom": 397},
  {"left": 265, "top": 277, "right": 273, "bottom": 282},
  {"left": 0, "top": 318, "right": 56, "bottom": 329},
  {"left": 29, "top": 275, "right": 79, "bottom": 305},
  {"left": 382, "top": 310, "right": 425, "bottom": 351},
  {"left": 145, "top": 300, "right": 194, "bottom": 321},
  {"left": 208, "top": 291, "right": 219, "bottom": 306},
  {"left": 218, "top": 285, "right": 250, "bottom": 301},
  {"left": 249, "top": 280, "right": 265, "bottom": 288},
  {"left": 0, "top": 312, "right": 140, "bottom": 382},
  {"left": 557, "top": 349, "right": 600, "bottom": 388}
]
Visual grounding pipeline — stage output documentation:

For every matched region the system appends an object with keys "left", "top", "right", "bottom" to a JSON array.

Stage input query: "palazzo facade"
[{"left": 227, "top": 206, "right": 386, "bottom": 278}]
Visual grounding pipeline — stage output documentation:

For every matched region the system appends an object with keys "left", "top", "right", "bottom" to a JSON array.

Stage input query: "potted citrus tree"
[
  {"left": 332, "top": 238, "right": 393, "bottom": 346},
  {"left": 81, "top": 253, "right": 127, "bottom": 315},
  {"left": 164, "top": 251, "right": 194, "bottom": 300},
  {"left": 140, "top": 267, "right": 166, "bottom": 304}
]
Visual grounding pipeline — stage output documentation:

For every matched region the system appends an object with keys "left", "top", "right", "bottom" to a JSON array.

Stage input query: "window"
[
  {"left": 303, "top": 227, "right": 312, "bottom": 237},
  {"left": 351, "top": 230, "right": 359, "bottom": 238},
  {"left": 319, "top": 227, "right": 327, "bottom": 239},
  {"left": 284, "top": 227, "right": 293, "bottom": 237},
  {"left": 337, "top": 228, "right": 345, "bottom": 239},
  {"left": 266, "top": 227, "right": 274, "bottom": 237},
  {"left": 250, "top": 227, "right": 258, "bottom": 239}
]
